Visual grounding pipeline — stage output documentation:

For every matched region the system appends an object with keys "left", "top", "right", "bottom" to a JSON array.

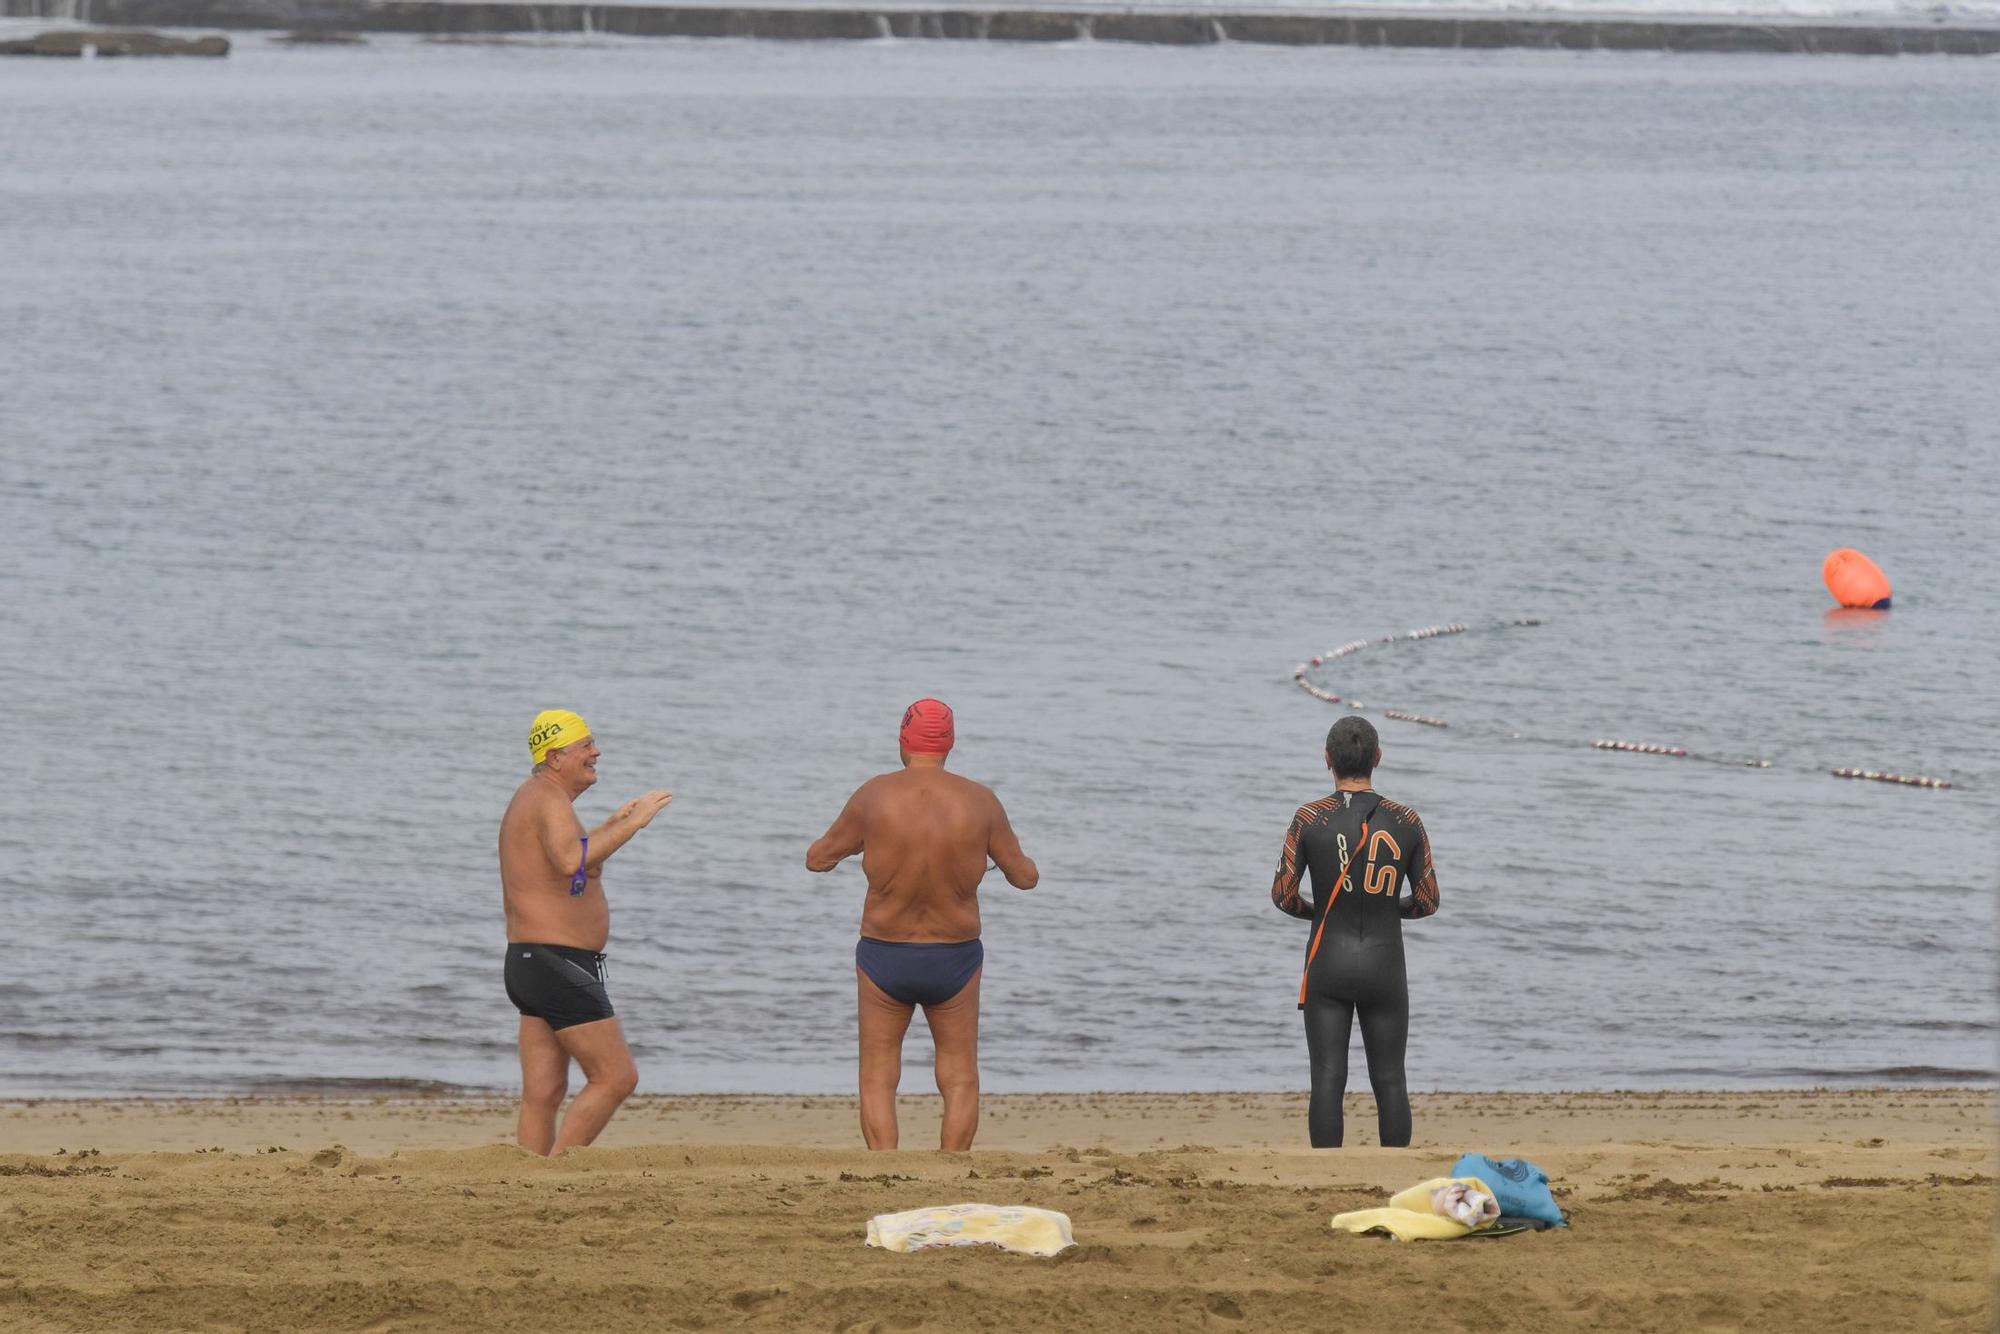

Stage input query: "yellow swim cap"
[{"left": 529, "top": 709, "right": 591, "bottom": 765}]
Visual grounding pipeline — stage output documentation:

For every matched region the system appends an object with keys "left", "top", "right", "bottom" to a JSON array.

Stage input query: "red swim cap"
[{"left": 899, "top": 698, "right": 954, "bottom": 754}]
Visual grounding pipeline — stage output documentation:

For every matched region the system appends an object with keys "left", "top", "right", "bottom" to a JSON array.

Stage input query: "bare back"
[
  {"left": 499, "top": 776, "right": 608, "bottom": 950},
  {"left": 811, "top": 766, "right": 1035, "bottom": 942}
]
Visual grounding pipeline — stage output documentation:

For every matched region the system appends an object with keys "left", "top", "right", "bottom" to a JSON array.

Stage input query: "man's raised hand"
[{"left": 619, "top": 790, "right": 674, "bottom": 829}]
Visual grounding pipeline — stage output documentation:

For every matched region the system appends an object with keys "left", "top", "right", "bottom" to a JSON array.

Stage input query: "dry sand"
[{"left": 2, "top": 1089, "right": 1990, "bottom": 1331}]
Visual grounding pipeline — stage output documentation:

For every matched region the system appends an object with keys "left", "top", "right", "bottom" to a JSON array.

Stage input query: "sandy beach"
[{"left": 1, "top": 1088, "right": 1988, "bottom": 1331}]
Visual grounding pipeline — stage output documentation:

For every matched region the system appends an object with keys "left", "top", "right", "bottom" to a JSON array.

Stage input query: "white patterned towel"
[{"left": 866, "top": 1203, "right": 1076, "bottom": 1257}]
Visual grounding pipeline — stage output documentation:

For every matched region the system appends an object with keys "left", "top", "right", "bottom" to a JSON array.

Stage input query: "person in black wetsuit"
[{"left": 1270, "top": 715, "right": 1440, "bottom": 1148}]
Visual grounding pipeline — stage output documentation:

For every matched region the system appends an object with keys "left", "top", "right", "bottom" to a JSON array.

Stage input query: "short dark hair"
[{"left": 1325, "top": 716, "right": 1379, "bottom": 779}]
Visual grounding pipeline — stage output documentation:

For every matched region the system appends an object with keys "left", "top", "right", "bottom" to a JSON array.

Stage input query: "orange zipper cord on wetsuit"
[{"left": 1298, "top": 820, "right": 1368, "bottom": 1007}]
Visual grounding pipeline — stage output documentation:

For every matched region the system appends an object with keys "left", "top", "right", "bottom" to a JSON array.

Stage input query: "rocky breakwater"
[
  {"left": 0, "top": 0, "right": 1996, "bottom": 55},
  {"left": 0, "top": 27, "right": 228, "bottom": 53}
]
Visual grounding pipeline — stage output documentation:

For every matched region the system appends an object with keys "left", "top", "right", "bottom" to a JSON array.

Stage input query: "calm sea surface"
[{"left": 3, "top": 37, "right": 1996, "bottom": 1097}]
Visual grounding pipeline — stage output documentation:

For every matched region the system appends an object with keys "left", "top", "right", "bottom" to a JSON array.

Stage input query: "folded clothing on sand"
[
  {"left": 1431, "top": 1181, "right": 1502, "bottom": 1228},
  {"left": 1450, "top": 1153, "right": 1568, "bottom": 1228},
  {"left": 866, "top": 1204, "right": 1075, "bottom": 1257},
  {"left": 1331, "top": 1177, "right": 1505, "bottom": 1242}
]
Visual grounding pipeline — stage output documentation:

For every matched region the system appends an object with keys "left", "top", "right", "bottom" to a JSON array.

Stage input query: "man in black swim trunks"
[
  {"left": 1270, "top": 715, "right": 1439, "bottom": 1148},
  {"left": 499, "top": 709, "right": 672, "bottom": 1155}
]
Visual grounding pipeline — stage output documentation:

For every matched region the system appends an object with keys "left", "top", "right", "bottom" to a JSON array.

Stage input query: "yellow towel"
[
  {"left": 1330, "top": 1177, "right": 1502, "bottom": 1242},
  {"left": 866, "top": 1203, "right": 1075, "bottom": 1257}
]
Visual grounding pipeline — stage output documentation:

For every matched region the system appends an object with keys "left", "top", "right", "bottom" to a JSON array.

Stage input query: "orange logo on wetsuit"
[{"left": 1363, "top": 830, "right": 1402, "bottom": 895}]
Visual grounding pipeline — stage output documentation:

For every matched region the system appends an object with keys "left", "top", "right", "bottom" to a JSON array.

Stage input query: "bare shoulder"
[
  {"left": 501, "top": 777, "right": 539, "bottom": 822},
  {"left": 950, "top": 771, "right": 1004, "bottom": 809},
  {"left": 854, "top": 771, "right": 899, "bottom": 799},
  {"left": 503, "top": 777, "right": 567, "bottom": 830},
  {"left": 841, "top": 772, "right": 897, "bottom": 812}
]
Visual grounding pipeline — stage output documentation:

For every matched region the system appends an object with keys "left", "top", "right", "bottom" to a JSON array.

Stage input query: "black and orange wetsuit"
[{"left": 1272, "top": 789, "right": 1439, "bottom": 1148}]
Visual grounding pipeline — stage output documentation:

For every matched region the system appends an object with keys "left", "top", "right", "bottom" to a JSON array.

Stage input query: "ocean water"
[{"left": 2, "top": 37, "right": 1996, "bottom": 1098}]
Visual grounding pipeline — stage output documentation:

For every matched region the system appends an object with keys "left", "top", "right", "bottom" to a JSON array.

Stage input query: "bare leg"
[
  {"left": 548, "top": 1017, "right": 639, "bottom": 1154},
  {"left": 922, "top": 968, "right": 981, "bottom": 1151},
  {"left": 856, "top": 968, "right": 916, "bottom": 1150},
  {"left": 516, "top": 1017, "right": 570, "bottom": 1155}
]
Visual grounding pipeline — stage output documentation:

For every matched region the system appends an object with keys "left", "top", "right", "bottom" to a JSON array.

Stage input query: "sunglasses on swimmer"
[{"left": 570, "top": 836, "right": 589, "bottom": 896}]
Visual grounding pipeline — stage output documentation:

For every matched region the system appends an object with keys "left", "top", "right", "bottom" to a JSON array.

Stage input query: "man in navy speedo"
[
  {"left": 1270, "top": 715, "right": 1440, "bottom": 1149},
  {"left": 806, "top": 699, "right": 1039, "bottom": 1150}
]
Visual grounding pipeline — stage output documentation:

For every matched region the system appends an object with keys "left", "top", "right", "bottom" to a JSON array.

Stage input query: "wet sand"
[{"left": 2, "top": 1089, "right": 1989, "bottom": 1331}]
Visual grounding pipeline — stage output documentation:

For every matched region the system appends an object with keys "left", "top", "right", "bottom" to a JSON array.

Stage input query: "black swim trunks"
[{"left": 504, "top": 943, "right": 615, "bottom": 1030}]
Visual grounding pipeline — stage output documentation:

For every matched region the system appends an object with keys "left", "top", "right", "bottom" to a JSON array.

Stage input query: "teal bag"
[{"left": 1450, "top": 1154, "right": 1567, "bottom": 1228}]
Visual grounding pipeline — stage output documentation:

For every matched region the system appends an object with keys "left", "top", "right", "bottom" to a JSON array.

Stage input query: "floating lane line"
[
  {"left": 1384, "top": 710, "right": 1449, "bottom": 728},
  {"left": 1589, "top": 739, "right": 1774, "bottom": 769},
  {"left": 1591, "top": 739, "right": 1688, "bottom": 757},
  {"left": 1831, "top": 768, "right": 1953, "bottom": 790},
  {"left": 1290, "top": 618, "right": 1954, "bottom": 791}
]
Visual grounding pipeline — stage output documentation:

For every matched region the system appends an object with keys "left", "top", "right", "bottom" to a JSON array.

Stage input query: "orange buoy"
[{"left": 1823, "top": 548, "right": 1891, "bottom": 610}]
